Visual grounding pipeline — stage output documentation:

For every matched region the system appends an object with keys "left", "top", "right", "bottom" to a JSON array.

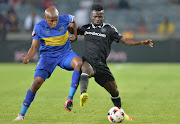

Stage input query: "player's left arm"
[
  {"left": 119, "top": 37, "right": 153, "bottom": 47},
  {"left": 69, "top": 17, "right": 78, "bottom": 43}
]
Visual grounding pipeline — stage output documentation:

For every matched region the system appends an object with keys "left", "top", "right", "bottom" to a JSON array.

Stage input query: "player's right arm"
[
  {"left": 119, "top": 37, "right": 153, "bottom": 47},
  {"left": 109, "top": 24, "right": 153, "bottom": 47},
  {"left": 21, "top": 39, "right": 39, "bottom": 64},
  {"left": 77, "top": 25, "right": 88, "bottom": 36},
  {"left": 69, "top": 17, "right": 78, "bottom": 42}
]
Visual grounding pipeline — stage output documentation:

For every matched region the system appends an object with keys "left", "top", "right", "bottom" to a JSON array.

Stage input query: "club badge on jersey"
[{"left": 101, "top": 27, "right": 106, "bottom": 33}]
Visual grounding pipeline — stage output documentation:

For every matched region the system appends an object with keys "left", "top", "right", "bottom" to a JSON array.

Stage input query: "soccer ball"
[{"left": 108, "top": 107, "right": 125, "bottom": 123}]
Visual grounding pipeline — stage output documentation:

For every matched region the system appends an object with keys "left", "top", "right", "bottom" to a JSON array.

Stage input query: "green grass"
[{"left": 0, "top": 63, "right": 180, "bottom": 124}]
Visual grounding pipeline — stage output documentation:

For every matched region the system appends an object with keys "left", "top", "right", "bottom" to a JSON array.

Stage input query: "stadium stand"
[{"left": 1, "top": 0, "right": 180, "bottom": 39}]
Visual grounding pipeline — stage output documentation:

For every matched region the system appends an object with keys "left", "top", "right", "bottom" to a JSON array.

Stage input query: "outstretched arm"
[
  {"left": 119, "top": 37, "right": 153, "bottom": 47},
  {"left": 68, "top": 17, "right": 78, "bottom": 43},
  {"left": 21, "top": 39, "right": 39, "bottom": 64}
]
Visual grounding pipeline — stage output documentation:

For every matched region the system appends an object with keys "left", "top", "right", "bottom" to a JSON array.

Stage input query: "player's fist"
[
  {"left": 68, "top": 23, "right": 74, "bottom": 34},
  {"left": 21, "top": 54, "right": 29, "bottom": 64},
  {"left": 141, "top": 39, "right": 153, "bottom": 47},
  {"left": 69, "top": 35, "right": 77, "bottom": 43}
]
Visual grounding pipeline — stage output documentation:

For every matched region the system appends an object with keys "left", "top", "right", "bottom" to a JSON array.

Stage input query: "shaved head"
[
  {"left": 44, "top": 7, "right": 59, "bottom": 29},
  {"left": 45, "top": 7, "right": 59, "bottom": 18}
]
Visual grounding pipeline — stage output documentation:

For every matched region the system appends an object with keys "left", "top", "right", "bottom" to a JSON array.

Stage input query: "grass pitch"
[{"left": 0, "top": 63, "right": 180, "bottom": 124}]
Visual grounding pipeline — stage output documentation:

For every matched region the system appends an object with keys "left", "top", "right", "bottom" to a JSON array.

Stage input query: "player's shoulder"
[
  {"left": 104, "top": 23, "right": 118, "bottom": 32},
  {"left": 35, "top": 19, "right": 45, "bottom": 27},
  {"left": 33, "top": 19, "right": 45, "bottom": 32},
  {"left": 59, "top": 14, "right": 67, "bottom": 18},
  {"left": 104, "top": 23, "right": 116, "bottom": 29},
  {"left": 58, "top": 14, "right": 74, "bottom": 23},
  {"left": 80, "top": 23, "right": 91, "bottom": 29},
  {"left": 59, "top": 14, "right": 73, "bottom": 19}
]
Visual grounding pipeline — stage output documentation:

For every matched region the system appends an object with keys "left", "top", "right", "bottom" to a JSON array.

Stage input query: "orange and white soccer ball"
[{"left": 108, "top": 107, "right": 125, "bottom": 123}]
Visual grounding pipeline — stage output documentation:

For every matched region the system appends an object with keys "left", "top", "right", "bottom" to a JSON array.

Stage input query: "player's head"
[
  {"left": 44, "top": 7, "right": 59, "bottom": 29},
  {"left": 91, "top": 3, "right": 104, "bottom": 26}
]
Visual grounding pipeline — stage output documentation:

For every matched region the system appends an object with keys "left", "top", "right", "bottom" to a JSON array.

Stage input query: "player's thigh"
[
  {"left": 35, "top": 56, "right": 58, "bottom": 80},
  {"left": 62, "top": 52, "right": 82, "bottom": 70},
  {"left": 94, "top": 72, "right": 115, "bottom": 87}
]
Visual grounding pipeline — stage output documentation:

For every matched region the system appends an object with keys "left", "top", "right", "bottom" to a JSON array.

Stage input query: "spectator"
[
  {"left": 137, "top": 16, "right": 147, "bottom": 34},
  {"left": 79, "top": 0, "right": 93, "bottom": 10},
  {"left": 41, "top": 0, "right": 56, "bottom": 10},
  {"left": 74, "top": 0, "right": 92, "bottom": 27},
  {"left": 7, "top": 13, "right": 19, "bottom": 32},
  {"left": 118, "top": 0, "right": 130, "bottom": 9},
  {"left": 7, "top": 5, "right": 16, "bottom": 15},
  {"left": 6, "top": 5, "right": 19, "bottom": 32},
  {"left": 8, "top": 0, "right": 22, "bottom": 10},
  {"left": 74, "top": 5, "right": 89, "bottom": 27},
  {"left": 24, "top": 11, "right": 42, "bottom": 32},
  {"left": 122, "top": 26, "right": 134, "bottom": 39},
  {"left": 157, "top": 17, "right": 175, "bottom": 35},
  {"left": 169, "top": 0, "right": 180, "bottom": 4},
  {"left": 94, "top": 0, "right": 102, "bottom": 3},
  {"left": 109, "top": 0, "right": 116, "bottom": 10},
  {"left": 0, "top": 0, "right": 8, "bottom": 4},
  {"left": 0, "top": 13, "right": 7, "bottom": 41}
]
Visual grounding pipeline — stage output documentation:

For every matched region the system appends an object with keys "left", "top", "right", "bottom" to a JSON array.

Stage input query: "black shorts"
[{"left": 83, "top": 57, "right": 115, "bottom": 87}]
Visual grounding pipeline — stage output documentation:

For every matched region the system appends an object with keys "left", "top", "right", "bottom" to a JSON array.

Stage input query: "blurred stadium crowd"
[{"left": 0, "top": 0, "right": 180, "bottom": 41}]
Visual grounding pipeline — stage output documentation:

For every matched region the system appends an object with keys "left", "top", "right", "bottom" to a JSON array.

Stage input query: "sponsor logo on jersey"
[{"left": 84, "top": 31, "right": 106, "bottom": 38}]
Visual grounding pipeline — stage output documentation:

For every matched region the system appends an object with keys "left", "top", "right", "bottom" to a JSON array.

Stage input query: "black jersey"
[{"left": 77, "top": 23, "right": 123, "bottom": 65}]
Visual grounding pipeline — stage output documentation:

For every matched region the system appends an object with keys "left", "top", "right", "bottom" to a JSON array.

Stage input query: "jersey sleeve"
[
  {"left": 64, "top": 14, "right": 74, "bottom": 24},
  {"left": 110, "top": 25, "right": 123, "bottom": 43},
  {"left": 32, "top": 24, "right": 40, "bottom": 39},
  {"left": 77, "top": 26, "right": 86, "bottom": 35}
]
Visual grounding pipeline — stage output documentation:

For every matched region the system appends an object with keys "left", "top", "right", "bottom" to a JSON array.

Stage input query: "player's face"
[
  {"left": 45, "top": 16, "right": 59, "bottom": 29},
  {"left": 91, "top": 10, "right": 104, "bottom": 26}
]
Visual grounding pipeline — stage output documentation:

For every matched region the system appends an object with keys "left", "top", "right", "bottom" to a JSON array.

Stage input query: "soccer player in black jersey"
[{"left": 76, "top": 3, "right": 153, "bottom": 120}]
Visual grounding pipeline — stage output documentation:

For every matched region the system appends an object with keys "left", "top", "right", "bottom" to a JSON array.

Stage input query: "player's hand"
[
  {"left": 69, "top": 35, "right": 77, "bottom": 43},
  {"left": 141, "top": 39, "right": 153, "bottom": 47},
  {"left": 21, "top": 54, "right": 29, "bottom": 64}
]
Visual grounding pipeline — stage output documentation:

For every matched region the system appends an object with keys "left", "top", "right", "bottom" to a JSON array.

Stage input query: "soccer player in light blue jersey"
[{"left": 14, "top": 7, "right": 82, "bottom": 121}]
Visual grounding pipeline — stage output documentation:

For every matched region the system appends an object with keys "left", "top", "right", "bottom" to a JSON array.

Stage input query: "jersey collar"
[
  {"left": 91, "top": 22, "right": 105, "bottom": 28},
  {"left": 43, "top": 19, "right": 50, "bottom": 28}
]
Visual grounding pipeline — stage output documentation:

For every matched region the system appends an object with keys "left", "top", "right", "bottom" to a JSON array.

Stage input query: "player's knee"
[
  {"left": 111, "top": 90, "right": 119, "bottom": 97},
  {"left": 81, "top": 63, "right": 92, "bottom": 76},
  {"left": 81, "top": 65, "right": 89, "bottom": 74},
  {"left": 74, "top": 60, "right": 83, "bottom": 70},
  {"left": 71, "top": 57, "right": 83, "bottom": 70},
  {"left": 108, "top": 86, "right": 119, "bottom": 97}
]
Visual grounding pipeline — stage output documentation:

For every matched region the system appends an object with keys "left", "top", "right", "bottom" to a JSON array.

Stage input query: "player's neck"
[{"left": 93, "top": 23, "right": 103, "bottom": 27}]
